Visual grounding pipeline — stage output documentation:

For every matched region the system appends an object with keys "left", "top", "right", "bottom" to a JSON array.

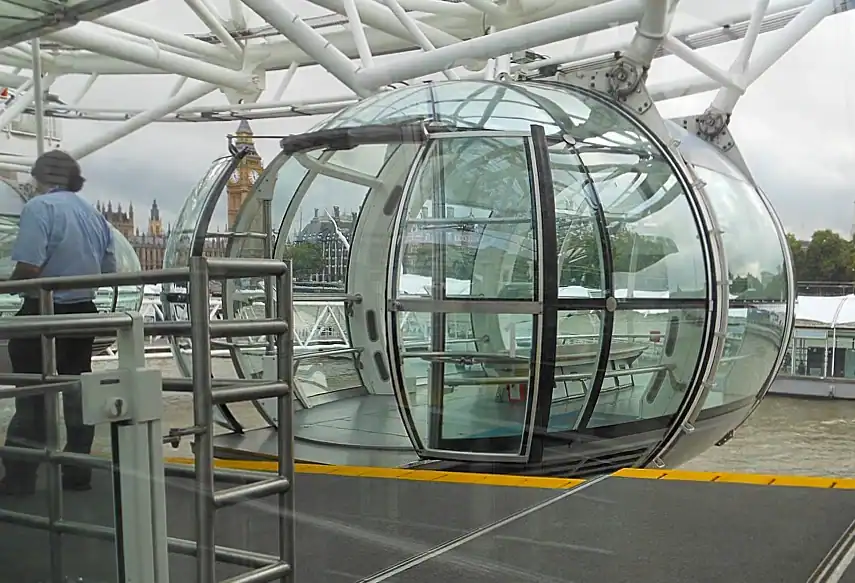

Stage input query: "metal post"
[
  {"left": 31, "top": 38, "right": 45, "bottom": 157},
  {"left": 39, "top": 289, "right": 63, "bottom": 583},
  {"left": 262, "top": 197, "right": 275, "bottom": 355},
  {"left": 275, "top": 261, "right": 296, "bottom": 579},
  {"left": 106, "top": 313, "right": 169, "bottom": 583},
  {"left": 189, "top": 257, "right": 216, "bottom": 583}
]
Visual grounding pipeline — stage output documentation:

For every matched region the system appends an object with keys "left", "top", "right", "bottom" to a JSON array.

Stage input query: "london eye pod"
[{"left": 0, "top": 0, "right": 838, "bottom": 474}]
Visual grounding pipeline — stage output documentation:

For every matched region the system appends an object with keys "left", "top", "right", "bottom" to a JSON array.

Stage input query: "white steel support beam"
[
  {"left": 0, "top": 73, "right": 54, "bottom": 134},
  {"left": 460, "top": 0, "right": 504, "bottom": 19},
  {"left": 343, "top": 0, "right": 374, "bottom": 67},
  {"left": 241, "top": 0, "right": 370, "bottom": 97},
  {"left": 623, "top": 0, "right": 672, "bottom": 66},
  {"left": 47, "top": 26, "right": 256, "bottom": 91},
  {"left": 308, "top": 0, "right": 462, "bottom": 47},
  {"left": 662, "top": 35, "right": 743, "bottom": 92},
  {"left": 96, "top": 14, "right": 235, "bottom": 64},
  {"left": 398, "top": 0, "right": 478, "bottom": 17},
  {"left": 273, "top": 62, "right": 299, "bottom": 101},
  {"left": 649, "top": 73, "right": 718, "bottom": 101},
  {"left": 70, "top": 82, "right": 219, "bottom": 160},
  {"left": 711, "top": 0, "right": 770, "bottom": 113},
  {"left": 229, "top": 0, "right": 247, "bottom": 29},
  {"left": 379, "top": 0, "right": 457, "bottom": 80},
  {"left": 731, "top": 0, "right": 771, "bottom": 74},
  {"left": 742, "top": 0, "right": 834, "bottom": 87},
  {"left": 31, "top": 40, "right": 45, "bottom": 158},
  {"left": 356, "top": 0, "right": 643, "bottom": 89},
  {"left": 73, "top": 73, "right": 99, "bottom": 104},
  {"left": 184, "top": 0, "right": 245, "bottom": 60}
]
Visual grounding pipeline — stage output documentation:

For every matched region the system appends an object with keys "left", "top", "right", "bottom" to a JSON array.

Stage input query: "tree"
[
  {"left": 799, "top": 229, "right": 855, "bottom": 283},
  {"left": 282, "top": 242, "right": 325, "bottom": 281}
]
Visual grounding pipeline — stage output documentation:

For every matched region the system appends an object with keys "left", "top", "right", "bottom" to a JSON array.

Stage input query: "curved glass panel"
[
  {"left": 328, "top": 81, "right": 561, "bottom": 134},
  {"left": 576, "top": 122, "right": 707, "bottom": 297},
  {"left": 549, "top": 143, "right": 606, "bottom": 296},
  {"left": 566, "top": 92, "right": 709, "bottom": 430},
  {"left": 391, "top": 133, "right": 542, "bottom": 458},
  {"left": 0, "top": 180, "right": 28, "bottom": 314},
  {"left": 94, "top": 226, "right": 144, "bottom": 314},
  {"left": 163, "top": 156, "right": 235, "bottom": 377},
  {"left": 695, "top": 166, "right": 788, "bottom": 410},
  {"left": 164, "top": 156, "right": 233, "bottom": 272},
  {"left": 396, "top": 137, "right": 537, "bottom": 301},
  {"left": 274, "top": 145, "right": 393, "bottom": 279}
]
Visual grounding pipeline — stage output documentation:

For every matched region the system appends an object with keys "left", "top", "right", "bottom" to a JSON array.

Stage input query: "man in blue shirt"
[{"left": 0, "top": 150, "right": 116, "bottom": 496}]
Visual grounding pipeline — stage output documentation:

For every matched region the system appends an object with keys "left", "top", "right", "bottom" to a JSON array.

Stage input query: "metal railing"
[{"left": 0, "top": 256, "right": 296, "bottom": 583}]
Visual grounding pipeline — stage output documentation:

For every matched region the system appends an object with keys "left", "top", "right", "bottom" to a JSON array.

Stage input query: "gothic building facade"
[{"left": 98, "top": 121, "right": 262, "bottom": 270}]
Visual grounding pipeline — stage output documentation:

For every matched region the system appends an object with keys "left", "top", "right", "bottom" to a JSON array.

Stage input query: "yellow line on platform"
[
  {"left": 165, "top": 457, "right": 855, "bottom": 490},
  {"left": 613, "top": 467, "right": 855, "bottom": 489},
  {"left": 164, "top": 457, "right": 584, "bottom": 489}
]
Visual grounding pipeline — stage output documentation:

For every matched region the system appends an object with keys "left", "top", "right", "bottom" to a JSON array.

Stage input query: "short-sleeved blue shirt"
[{"left": 11, "top": 190, "right": 116, "bottom": 303}]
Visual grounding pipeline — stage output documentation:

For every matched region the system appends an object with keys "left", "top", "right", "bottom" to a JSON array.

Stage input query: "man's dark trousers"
[{"left": 2, "top": 298, "right": 98, "bottom": 491}]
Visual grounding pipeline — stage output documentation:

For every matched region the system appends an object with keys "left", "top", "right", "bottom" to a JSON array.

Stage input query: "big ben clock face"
[{"left": 229, "top": 168, "right": 261, "bottom": 184}]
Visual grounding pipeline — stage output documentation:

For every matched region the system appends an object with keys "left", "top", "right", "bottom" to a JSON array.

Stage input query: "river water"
[{"left": 1, "top": 356, "right": 853, "bottom": 478}]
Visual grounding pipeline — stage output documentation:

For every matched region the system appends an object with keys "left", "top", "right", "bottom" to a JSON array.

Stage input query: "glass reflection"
[
  {"left": 547, "top": 144, "right": 606, "bottom": 297},
  {"left": 574, "top": 123, "right": 707, "bottom": 297},
  {"left": 548, "top": 309, "right": 600, "bottom": 431},
  {"left": 94, "top": 225, "right": 144, "bottom": 314},
  {"left": 397, "top": 310, "right": 534, "bottom": 453},
  {"left": 395, "top": 136, "right": 538, "bottom": 301},
  {"left": 585, "top": 308, "right": 707, "bottom": 428},
  {"left": 163, "top": 156, "right": 233, "bottom": 377},
  {"left": 164, "top": 157, "right": 232, "bottom": 271},
  {"left": 329, "top": 81, "right": 561, "bottom": 134},
  {"left": 274, "top": 144, "right": 398, "bottom": 283},
  {"left": 695, "top": 166, "right": 788, "bottom": 408}
]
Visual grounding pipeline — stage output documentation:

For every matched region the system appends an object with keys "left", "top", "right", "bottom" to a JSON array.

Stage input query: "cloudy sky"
[{"left": 23, "top": 0, "right": 855, "bottom": 240}]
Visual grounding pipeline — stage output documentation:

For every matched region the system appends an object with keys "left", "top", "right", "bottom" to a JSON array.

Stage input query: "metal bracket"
[
  {"left": 557, "top": 57, "right": 653, "bottom": 116},
  {"left": 673, "top": 108, "right": 735, "bottom": 152},
  {"left": 715, "top": 430, "right": 734, "bottom": 447},
  {"left": 220, "top": 64, "right": 266, "bottom": 105},
  {"left": 80, "top": 368, "right": 162, "bottom": 426}
]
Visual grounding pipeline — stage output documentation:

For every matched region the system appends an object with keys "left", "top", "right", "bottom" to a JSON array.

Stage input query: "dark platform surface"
[{"left": 1, "top": 465, "right": 855, "bottom": 583}]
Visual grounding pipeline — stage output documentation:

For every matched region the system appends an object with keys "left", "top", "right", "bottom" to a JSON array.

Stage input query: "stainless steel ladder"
[{"left": 187, "top": 256, "right": 296, "bottom": 583}]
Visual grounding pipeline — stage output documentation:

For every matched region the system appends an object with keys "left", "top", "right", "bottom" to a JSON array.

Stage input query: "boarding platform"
[{"left": 1, "top": 461, "right": 854, "bottom": 583}]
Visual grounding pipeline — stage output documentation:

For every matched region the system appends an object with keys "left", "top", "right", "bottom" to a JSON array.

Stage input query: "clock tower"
[{"left": 227, "top": 120, "right": 264, "bottom": 229}]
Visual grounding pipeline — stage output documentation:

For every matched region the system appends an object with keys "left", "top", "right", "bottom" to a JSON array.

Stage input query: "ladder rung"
[
  {"left": 210, "top": 319, "right": 288, "bottom": 338},
  {"left": 220, "top": 561, "right": 292, "bottom": 583},
  {"left": 214, "top": 477, "right": 291, "bottom": 509},
  {"left": 211, "top": 382, "right": 290, "bottom": 405}
]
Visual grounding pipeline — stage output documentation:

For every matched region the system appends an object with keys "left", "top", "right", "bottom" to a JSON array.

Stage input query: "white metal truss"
[{"left": 0, "top": 0, "right": 847, "bottom": 170}]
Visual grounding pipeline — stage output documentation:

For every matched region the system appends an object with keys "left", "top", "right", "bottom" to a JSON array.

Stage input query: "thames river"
[{"left": 2, "top": 356, "right": 854, "bottom": 478}]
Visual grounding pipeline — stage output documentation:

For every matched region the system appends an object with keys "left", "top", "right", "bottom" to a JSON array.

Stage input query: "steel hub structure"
[{"left": 0, "top": 0, "right": 848, "bottom": 474}]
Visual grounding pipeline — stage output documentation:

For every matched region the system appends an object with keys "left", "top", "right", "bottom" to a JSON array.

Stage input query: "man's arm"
[{"left": 10, "top": 203, "right": 49, "bottom": 280}]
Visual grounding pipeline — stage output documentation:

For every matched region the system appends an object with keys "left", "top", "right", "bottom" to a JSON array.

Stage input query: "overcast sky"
[{"left": 29, "top": 0, "right": 855, "bottom": 240}]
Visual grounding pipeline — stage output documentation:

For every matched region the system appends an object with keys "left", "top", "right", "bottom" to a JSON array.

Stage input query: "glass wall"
[
  {"left": 390, "top": 133, "right": 541, "bottom": 456},
  {"left": 693, "top": 166, "right": 790, "bottom": 410},
  {"left": 532, "top": 83, "right": 714, "bottom": 434}
]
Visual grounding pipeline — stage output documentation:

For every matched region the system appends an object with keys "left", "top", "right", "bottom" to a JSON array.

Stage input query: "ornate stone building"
[
  {"left": 99, "top": 199, "right": 227, "bottom": 271},
  {"left": 97, "top": 121, "right": 260, "bottom": 270}
]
